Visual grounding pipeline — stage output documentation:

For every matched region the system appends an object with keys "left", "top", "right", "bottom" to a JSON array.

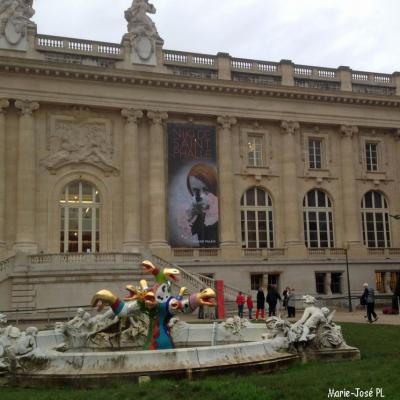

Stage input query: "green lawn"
[{"left": 1, "top": 323, "right": 399, "bottom": 400}]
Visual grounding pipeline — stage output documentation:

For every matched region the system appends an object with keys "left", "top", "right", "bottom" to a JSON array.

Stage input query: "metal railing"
[{"left": 151, "top": 254, "right": 250, "bottom": 300}]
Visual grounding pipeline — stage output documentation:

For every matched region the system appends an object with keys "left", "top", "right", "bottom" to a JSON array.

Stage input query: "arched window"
[
  {"left": 361, "top": 191, "right": 391, "bottom": 248},
  {"left": 240, "top": 187, "right": 274, "bottom": 248},
  {"left": 303, "top": 189, "right": 334, "bottom": 248},
  {"left": 59, "top": 181, "right": 101, "bottom": 253}
]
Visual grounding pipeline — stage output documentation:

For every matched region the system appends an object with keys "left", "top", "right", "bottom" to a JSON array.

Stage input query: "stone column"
[
  {"left": 0, "top": 99, "right": 10, "bottom": 252},
  {"left": 121, "top": 108, "right": 143, "bottom": 252},
  {"left": 147, "top": 111, "right": 168, "bottom": 248},
  {"left": 280, "top": 121, "right": 303, "bottom": 251},
  {"left": 340, "top": 125, "right": 361, "bottom": 248},
  {"left": 14, "top": 100, "right": 39, "bottom": 253},
  {"left": 217, "top": 116, "right": 237, "bottom": 248}
]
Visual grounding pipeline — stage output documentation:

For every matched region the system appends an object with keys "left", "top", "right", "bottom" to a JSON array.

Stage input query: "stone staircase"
[{"left": 0, "top": 252, "right": 250, "bottom": 319}]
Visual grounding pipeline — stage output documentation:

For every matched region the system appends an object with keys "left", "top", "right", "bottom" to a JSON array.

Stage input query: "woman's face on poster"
[{"left": 189, "top": 176, "right": 210, "bottom": 205}]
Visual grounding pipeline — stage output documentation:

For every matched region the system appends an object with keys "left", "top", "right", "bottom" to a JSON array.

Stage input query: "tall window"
[
  {"left": 241, "top": 187, "right": 274, "bottom": 248},
  {"left": 247, "top": 135, "right": 263, "bottom": 167},
  {"left": 365, "top": 142, "right": 378, "bottom": 171},
  {"left": 303, "top": 189, "right": 334, "bottom": 248},
  {"left": 60, "top": 181, "right": 101, "bottom": 253},
  {"left": 308, "top": 138, "right": 322, "bottom": 169},
  {"left": 361, "top": 191, "right": 391, "bottom": 248}
]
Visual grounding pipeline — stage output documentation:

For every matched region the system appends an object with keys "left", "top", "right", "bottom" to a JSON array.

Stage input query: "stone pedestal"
[
  {"left": 217, "top": 116, "right": 238, "bottom": 248},
  {"left": 0, "top": 100, "right": 10, "bottom": 252},
  {"left": 121, "top": 109, "right": 143, "bottom": 252},
  {"left": 14, "top": 100, "right": 39, "bottom": 254},
  {"left": 147, "top": 111, "right": 169, "bottom": 249}
]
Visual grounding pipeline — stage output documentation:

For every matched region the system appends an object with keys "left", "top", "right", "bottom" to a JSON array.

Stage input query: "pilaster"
[
  {"left": 147, "top": 111, "right": 169, "bottom": 249},
  {"left": 14, "top": 100, "right": 39, "bottom": 254},
  {"left": 338, "top": 66, "right": 352, "bottom": 92},
  {"left": 121, "top": 108, "right": 143, "bottom": 252},
  {"left": 0, "top": 99, "right": 10, "bottom": 252},
  {"left": 217, "top": 116, "right": 238, "bottom": 250},
  {"left": 280, "top": 121, "right": 304, "bottom": 255},
  {"left": 340, "top": 125, "right": 362, "bottom": 249},
  {"left": 280, "top": 60, "right": 294, "bottom": 86}
]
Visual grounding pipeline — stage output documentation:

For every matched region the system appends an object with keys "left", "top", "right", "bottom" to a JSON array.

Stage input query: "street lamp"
[{"left": 344, "top": 243, "right": 352, "bottom": 312}]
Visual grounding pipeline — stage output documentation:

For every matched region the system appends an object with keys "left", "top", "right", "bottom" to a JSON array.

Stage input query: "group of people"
[{"left": 236, "top": 285, "right": 297, "bottom": 320}]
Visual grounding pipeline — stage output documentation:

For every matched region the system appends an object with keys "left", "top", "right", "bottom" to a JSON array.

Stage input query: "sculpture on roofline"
[
  {"left": 0, "top": 0, "right": 35, "bottom": 47},
  {"left": 91, "top": 260, "right": 216, "bottom": 350},
  {"left": 123, "top": 0, "right": 163, "bottom": 65}
]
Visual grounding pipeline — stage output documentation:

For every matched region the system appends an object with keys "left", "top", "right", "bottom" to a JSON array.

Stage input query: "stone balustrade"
[
  {"left": 36, "top": 34, "right": 123, "bottom": 58},
  {"left": 30, "top": 33, "right": 400, "bottom": 96},
  {"left": 29, "top": 252, "right": 141, "bottom": 265}
]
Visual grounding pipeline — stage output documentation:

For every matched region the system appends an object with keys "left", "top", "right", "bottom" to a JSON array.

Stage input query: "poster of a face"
[{"left": 168, "top": 123, "right": 218, "bottom": 248}]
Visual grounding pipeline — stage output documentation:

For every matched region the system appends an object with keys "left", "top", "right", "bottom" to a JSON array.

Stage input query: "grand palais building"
[{"left": 0, "top": 0, "right": 399, "bottom": 312}]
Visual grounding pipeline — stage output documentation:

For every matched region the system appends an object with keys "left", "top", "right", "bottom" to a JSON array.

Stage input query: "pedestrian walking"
[
  {"left": 236, "top": 291, "right": 245, "bottom": 318},
  {"left": 287, "top": 288, "right": 296, "bottom": 318},
  {"left": 361, "top": 283, "right": 378, "bottom": 323},
  {"left": 266, "top": 284, "right": 281, "bottom": 317},
  {"left": 246, "top": 295, "right": 254, "bottom": 320},
  {"left": 282, "top": 286, "right": 290, "bottom": 311},
  {"left": 256, "top": 287, "right": 265, "bottom": 320}
]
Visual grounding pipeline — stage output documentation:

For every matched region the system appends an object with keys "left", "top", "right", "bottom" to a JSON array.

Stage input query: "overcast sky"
[{"left": 33, "top": 0, "right": 399, "bottom": 74}]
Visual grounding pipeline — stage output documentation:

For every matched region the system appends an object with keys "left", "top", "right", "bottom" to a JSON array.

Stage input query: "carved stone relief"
[
  {"left": 124, "top": 0, "right": 163, "bottom": 66},
  {"left": 0, "top": 0, "right": 36, "bottom": 50},
  {"left": 41, "top": 114, "right": 118, "bottom": 176}
]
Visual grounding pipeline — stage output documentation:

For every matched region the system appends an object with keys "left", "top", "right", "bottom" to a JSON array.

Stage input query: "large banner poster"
[{"left": 168, "top": 123, "right": 219, "bottom": 248}]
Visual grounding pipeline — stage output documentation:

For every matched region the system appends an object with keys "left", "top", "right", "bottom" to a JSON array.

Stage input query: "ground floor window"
[
  {"left": 60, "top": 180, "right": 101, "bottom": 253},
  {"left": 251, "top": 274, "right": 264, "bottom": 291},
  {"left": 375, "top": 272, "right": 385, "bottom": 293},
  {"left": 315, "top": 272, "right": 326, "bottom": 294},
  {"left": 330, "top": 273, "right": 342, "bottom": 294}
]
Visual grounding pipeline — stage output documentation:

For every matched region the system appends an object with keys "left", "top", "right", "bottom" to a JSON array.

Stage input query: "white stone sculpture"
[
  {"left": 222, "top": 316, "right": 250, "bottom": 335},
  {"left": 0, "top": 320, "right": 39, "bottom": 371},
  {"left": 289, "top": 295, "right": 330, "bottom": 343},
  {"left": 262, "top": 295, "right": 346, "bottom": 350},
  {"left": 124, "top": 0, "right": 162, "bottom": 65},
  {"left": 0, "top": 0, "right": 35, "bottom": 49},
  {"left": 262, "top": 316, "right": 292, "bottom": 351}
]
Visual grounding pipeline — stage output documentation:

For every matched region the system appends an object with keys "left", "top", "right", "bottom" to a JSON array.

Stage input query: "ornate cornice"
[
  {"left": 281, "top": 120, "right": 300, "bottom": 135},
  {"left": 121, "top": 108, "right": 143, "bottom": 124},
  {"left": 1, "top": 60, "right": 400, "bottom": 110},
  {"left": 217, "top": 116, "right": 237, "bottom": 129},
  {"left": 340, "top": 125, "right": 358, "bottom": 138},
  {"left": 15, "top": 100, "right": 39, "bottom": 116}
]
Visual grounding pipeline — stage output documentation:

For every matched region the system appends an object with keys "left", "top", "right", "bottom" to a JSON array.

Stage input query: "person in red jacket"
[
  {"left": 236, "top": 291, "right": 245, "bottom": 318},
  {"left": 246, "top": 295, "right": 254, "bottom": 320}
]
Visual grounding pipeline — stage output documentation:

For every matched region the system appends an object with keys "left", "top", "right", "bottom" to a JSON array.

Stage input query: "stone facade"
[{"left": 0, "top": 1, "right": 399, "bottom": 311}]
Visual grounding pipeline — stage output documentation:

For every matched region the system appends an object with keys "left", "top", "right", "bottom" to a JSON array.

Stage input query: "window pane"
[
  {"left": 317, "top": 190, "right": 326, "bottom": 207},
  {"left": 67, "top": 182, "right": 79, "bottom": 203},
  {"left": 246, "top": 189, "right": 255, "bottom": 206},
  {"left": 256, "top": 189, "right": 266, "bottom": 206}
]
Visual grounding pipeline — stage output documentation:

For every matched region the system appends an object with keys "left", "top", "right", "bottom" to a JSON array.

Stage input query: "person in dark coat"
[
  {"left": 256, "top": 287, "right": 265, "bottom": 320},
  {"left": 362, "top": 283, "right": 378, "bottom": 323},
  {"left": 266, "top": 284, "right": 282, "bottom": 317}
]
